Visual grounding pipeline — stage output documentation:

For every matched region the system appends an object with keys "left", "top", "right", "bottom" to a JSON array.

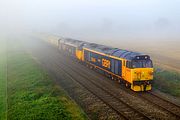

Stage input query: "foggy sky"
[{"left": 0, "top": 0, "right": 180, "bottom": 41}]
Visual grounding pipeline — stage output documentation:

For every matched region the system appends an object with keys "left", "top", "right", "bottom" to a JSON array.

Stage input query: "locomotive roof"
[
  {"left": 63, "top": 38, "right": 150, "bottom": 60},
  {"left": 84, "top": 43, "right": 150, "bottom": 61},
  {"left": 63, "top": 38, "right": 88, "bottom": 47}
]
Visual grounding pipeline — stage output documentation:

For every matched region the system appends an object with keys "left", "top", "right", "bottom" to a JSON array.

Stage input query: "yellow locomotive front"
[{"left": 125, "top": 55, "right": 153, "bottom": 91}]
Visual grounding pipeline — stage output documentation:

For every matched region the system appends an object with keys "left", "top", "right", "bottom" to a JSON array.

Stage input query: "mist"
[{"left": 0, "top": 0, "right": 179, "bottom": 41}]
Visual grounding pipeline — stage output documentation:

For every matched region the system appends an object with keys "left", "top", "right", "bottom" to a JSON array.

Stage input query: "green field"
[
  {"left": 0, "top": 39, "right": 87, "bottom": 120},
  {"left": 0, "top": 39, "right": 7, "bottom": 120},
  {"left": 154, "top": 67, "right": 180, "bottom": 97}
]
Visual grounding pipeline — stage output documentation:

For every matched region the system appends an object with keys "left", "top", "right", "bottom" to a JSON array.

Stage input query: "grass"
[
  {"left": 0, "top": 39, "right": 87, "bottom": 120},
  {"left": 0, "top": 39, "right": 7, "bottom": 120},
  {"left": 153, "top": 67, "right": 180, "bottom": 97}
]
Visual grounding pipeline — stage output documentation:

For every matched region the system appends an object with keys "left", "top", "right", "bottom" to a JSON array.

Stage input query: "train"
[{"left": 45, "top": 36, "right": 153, "bottom": 91}]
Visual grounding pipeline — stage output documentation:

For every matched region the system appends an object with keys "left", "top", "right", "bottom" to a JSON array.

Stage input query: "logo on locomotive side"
[{"left": 102, "top": 58, "right": 110, "bottom": 68}]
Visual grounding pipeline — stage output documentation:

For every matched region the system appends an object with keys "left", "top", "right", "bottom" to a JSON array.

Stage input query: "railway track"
[
  {"left": 25, "top": 38, "right": 180, "bottom": 119},
  {"left": 34, "top": 51, "right": 123, "bottom": 119},
  {"left": 139, "top": 91, "right": 180, "bottom": 118},
  {"left": 120, "top": 88, "right": 180, "bottom": 119},
  {"left": 82, "top": 63, "right": 180, "bottom": 119},
  {"left": 59, "top": 55, "right": 180, "bottom": 119},
  {"left": 57, "top": 51, "right": 180, "bottom": 119},
  {"left": 53, "top": 56, "right": 150, "bottom": 120},
  {"left": 27, "top": 42, "right": 150, "bottom": 119}
]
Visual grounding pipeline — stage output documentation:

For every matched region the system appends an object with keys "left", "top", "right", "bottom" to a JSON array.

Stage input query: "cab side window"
[
  {"left": 126, "top": 61, "right": 129, "bottom": 68},
  {"left": 126, "top": 61, "right": 132, "bottom": 68}
]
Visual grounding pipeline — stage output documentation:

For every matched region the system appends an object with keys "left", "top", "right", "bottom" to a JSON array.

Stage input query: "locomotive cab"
[{"left": 125, "top": 55, "right": 154, "bottom": 91}]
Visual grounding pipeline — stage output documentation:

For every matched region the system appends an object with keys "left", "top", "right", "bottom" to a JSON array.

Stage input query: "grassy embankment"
[
  {"left": 153, "top": 67, "right": 180, "bottom": 97},
  {"left": 1, "top": 39, "right": 87, "bottom": 120},
  {"left": 0, "top": 39, "right": 7, "bottom": 120}
]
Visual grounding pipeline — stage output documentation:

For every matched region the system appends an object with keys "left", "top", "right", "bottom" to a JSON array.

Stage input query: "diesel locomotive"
[{"left": 48, "top": 37, "right": 153, "bottom": 91}]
